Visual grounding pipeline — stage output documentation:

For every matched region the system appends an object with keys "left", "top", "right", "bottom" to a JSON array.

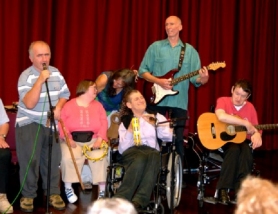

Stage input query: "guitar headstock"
[{"left": 207, "top": 62, "right": 226, "bottom": 71}]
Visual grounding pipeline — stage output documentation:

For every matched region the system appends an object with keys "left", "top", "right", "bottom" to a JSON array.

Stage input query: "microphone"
[
  {"left": 42, "top": 63, "right": 48, "bottom": 70},
  {"left": 42, "top": 63, "right": 49, "bottom": 84}
]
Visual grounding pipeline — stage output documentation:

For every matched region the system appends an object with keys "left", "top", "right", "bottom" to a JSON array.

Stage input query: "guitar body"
[
  {"left": 143, "top": 69, "right": 179, "bottom": 104},
  {"left": 197, "top": 113, "right": 246, "bottom": 150}
]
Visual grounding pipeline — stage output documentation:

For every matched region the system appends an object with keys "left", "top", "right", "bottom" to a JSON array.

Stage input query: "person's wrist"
[
  {"left": 0, "top": 134, "right": 6, "bottom": 139},
  {"left": 253, "top": 130, "right": 259, "bottom": 135}
]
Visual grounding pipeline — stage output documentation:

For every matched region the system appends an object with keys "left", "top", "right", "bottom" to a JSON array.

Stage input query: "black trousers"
[
  {"left": 114, "top": 146, "right": 160, "bottom": 207},
  {"left": 216, "top": 140, "right": 253, "bottom": 191},
  {"left": 0, "top": 148, "right": 11, "bottom": 193}
]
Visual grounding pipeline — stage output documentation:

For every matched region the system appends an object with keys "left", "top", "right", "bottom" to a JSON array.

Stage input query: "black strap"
[
  {"left": 71, "top": 131, "right": 94, "bottom": 142},
  {"left": 178, "top": 43, "right": 186, "bottom": 71}
]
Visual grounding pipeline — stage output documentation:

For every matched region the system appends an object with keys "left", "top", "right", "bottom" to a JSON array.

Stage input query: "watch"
[{"left": 0, "top": 134, "right": 6, "bottom": 139}]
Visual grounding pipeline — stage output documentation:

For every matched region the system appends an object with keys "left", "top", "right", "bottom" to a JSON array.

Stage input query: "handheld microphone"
[
  {"left": 42, "top": 63, "right": 49, "bottom": 84},
  {"left": 42, "top": 63, "right": 48, "bottom": 70}
]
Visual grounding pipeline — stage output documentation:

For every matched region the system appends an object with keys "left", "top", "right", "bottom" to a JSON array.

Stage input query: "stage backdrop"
[{"left": 0, "top": 0, "right": 277, "bottom": 150}]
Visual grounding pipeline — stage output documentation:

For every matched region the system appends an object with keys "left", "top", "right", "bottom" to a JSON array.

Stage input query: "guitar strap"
[{"left": 178, "top": 43, "right": 186, "bottom": 71}]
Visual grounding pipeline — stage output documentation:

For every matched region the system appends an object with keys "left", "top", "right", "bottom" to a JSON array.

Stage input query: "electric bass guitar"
[
  {"left": 197, "top": 112, "right": 278, "bottom": 150},
  {"left": 143, "top": 62, "right": 226, "bottom": 105}
]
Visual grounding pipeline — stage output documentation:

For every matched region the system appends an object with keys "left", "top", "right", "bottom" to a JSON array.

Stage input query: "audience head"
[
  {"left": 76, "top": 79, "right": 97, "bottom": 97},
  {"left": 235, "top": 176, "right": 278, "bottom": 214},
  {"left": 87, "top": 198, "right": 137, "bottom": 214}
]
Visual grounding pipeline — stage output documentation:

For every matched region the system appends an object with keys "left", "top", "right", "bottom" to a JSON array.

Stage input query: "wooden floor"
[{"left": 6, "top": 149, "right": 278, "bottom": 214}]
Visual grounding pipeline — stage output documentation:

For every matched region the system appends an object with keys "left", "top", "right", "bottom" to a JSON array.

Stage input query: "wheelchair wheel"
[
  {"left": 105, "top": 164, "right": 125, "bottom": 198},
  {"left": 145, "top": 201, "right": 164, "bottom": 214},
  {"left": 166, "top": 153, "right": 182, "bottom": 209}
]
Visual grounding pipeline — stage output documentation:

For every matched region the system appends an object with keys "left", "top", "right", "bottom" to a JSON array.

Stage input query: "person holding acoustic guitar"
[
  {"left": 212, "top": 79, "right": 262, "bottom": 205},
  {"left": 139, "top": 15, "right": 209, "bottom": 175}
]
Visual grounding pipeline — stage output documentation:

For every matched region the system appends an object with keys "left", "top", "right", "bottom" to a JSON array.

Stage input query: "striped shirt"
[{"left": 16, "top": 65, "right": 70, "bottom": 127}]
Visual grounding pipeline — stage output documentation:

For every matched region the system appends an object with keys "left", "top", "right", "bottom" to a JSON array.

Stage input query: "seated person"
[
  {"left": 81, "top": 69, "right": 137, "bottom": 188},
  {"left": 59, "top": 80, "right": 108, "bottom": 203},
  {"left": 96, "top": 68, "right": 137, "bottom": 118},
  {"left": 0, "top": 98, "right": 13, "bottom": 213},
  {"left": 235, "top": 176, "right": 278, "bottom": 214},
  {"left": 214, "top": 79, "right": 262, "bottom": 204},
  {"left": 113, "top": 89, "right": 172, "bottom": 209}
]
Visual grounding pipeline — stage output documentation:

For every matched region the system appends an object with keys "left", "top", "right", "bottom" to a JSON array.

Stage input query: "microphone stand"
[{"left": 44, "top": 65, "right": 59, "bottom": 214}]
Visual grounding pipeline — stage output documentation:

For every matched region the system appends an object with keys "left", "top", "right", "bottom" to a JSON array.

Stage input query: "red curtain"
[{"left": 0, "top": 0, "right": 277, "bottom": 150}]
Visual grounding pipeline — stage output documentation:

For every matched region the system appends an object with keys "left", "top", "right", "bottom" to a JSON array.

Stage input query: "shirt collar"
[{"left": 163, "top": 39, "right": 184, "bottom": 47}]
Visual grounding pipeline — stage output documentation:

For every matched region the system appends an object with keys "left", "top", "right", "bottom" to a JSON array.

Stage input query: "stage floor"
[{"left": 6, "top": 149, "right": 278, "bottom": 214}]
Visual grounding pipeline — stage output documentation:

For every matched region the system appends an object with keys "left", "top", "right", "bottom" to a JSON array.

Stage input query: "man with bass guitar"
[{"left": 139, "top": 15, "right": 209, "bottom": 172}]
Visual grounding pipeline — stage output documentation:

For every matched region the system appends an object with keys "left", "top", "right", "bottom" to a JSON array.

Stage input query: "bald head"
[
  {"left": 166, "top": 16, "right": 182, "bottom": 25},
  {"left": 165, "top": 16, "right": 182, "bottom": 39}
]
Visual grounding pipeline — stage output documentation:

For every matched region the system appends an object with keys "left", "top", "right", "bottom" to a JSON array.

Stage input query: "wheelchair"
[
  {"left": 105, "top": 138, "right": 183, "bottom": 214},
  {"left": 186, "top": 132, "right": 260, "bottom": 208}
]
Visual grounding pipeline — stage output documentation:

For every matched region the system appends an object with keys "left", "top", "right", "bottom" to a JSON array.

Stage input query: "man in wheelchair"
[
  {"left": 213, "top": 79, "right": 262, "bottom": 204},
  {"left": 113, "top": 89, "right": 173, "bottom": 210}
]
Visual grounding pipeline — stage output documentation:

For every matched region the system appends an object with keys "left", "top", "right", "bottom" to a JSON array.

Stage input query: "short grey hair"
[{"left": 28, "top": 41, "right": 50, "bottom": 57}]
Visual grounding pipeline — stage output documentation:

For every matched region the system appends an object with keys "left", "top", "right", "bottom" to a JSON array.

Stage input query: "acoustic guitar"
[
  {"left": 197, "top": 112, "right": 278, "bottom": 150},
  {"left": 143, "top": 62, "right": 226, "bottom": 105}
]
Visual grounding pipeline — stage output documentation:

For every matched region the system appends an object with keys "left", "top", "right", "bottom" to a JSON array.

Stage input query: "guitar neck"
[
  {"left": 171, "top": 70, "right": 199, "bottom": 85},
  {"left": 235, "top": 124, "right": 278, "bottom": 132},
  {"left": 170, "top": 62, "right": 225, "bottom": 86}
]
